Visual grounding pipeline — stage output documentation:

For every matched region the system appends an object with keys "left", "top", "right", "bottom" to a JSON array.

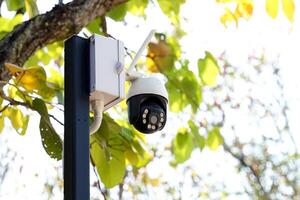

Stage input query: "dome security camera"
[
  {"left": 88, "top": 30, "right": 168, "bottom": 135},
  {"left": 127, "top": 76, "right": 168, "bottom": 134}
]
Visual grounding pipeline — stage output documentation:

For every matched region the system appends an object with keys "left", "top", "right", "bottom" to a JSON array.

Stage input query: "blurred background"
[{"left": 0, "top": 0, "right": 300, "bottom": 199}]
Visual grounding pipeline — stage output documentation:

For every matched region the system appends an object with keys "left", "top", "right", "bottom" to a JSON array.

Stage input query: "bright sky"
[{"left": 1, "top": 0, "right": 300, "bottom": 199}]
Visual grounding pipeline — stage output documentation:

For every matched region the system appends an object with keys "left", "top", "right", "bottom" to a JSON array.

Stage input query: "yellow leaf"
[
  {"left": 147, "top": 40, "right": 174, "bottom": 73},
  {"left": 220, "top": 8, "right": 238, "bottom": 27},
  {"left": 282, "top": 0, "right": 295, "bottom": 21},
  {"left": 3, "top": 107, "right": 25, "bottom": 133},
  {"left": 25, "top": 0, "right": 39, "bottom": 18},
  {"left": 266, "top": 0, "right": 279, "bottom": 19},
  {"left": 0, "top": 115, "right": 4, "bottom": 133},
  {"left": 5, "top": 63, "right": 23, "bottom": 74},
  {"left": 17, "top": 67, "right": 47, "bottom": 91},
  {"left": 5, "top": 63, "right": 54, "bottom": 99},
  {"left": 149, "top": 178, "right": 160, "bottom": 187},
  {"left": 236, "top": 1, "right": 253, "bottom": 19}
]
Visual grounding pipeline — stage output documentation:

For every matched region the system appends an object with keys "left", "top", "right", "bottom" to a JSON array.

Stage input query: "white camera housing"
[
  {"left": 89, "top": 34, "right": 125, "bottom": 111},
  {"left": 127, "top": 76, "right": 168, "bottom": 100}
]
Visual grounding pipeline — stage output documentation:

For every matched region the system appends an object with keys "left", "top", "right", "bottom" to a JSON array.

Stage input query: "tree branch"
[
  {"left": 223, "top": 142, "right": 270, "bottom": 199},
  {"left": 0, "top": 0, "right": 129, "bottom": 83}
]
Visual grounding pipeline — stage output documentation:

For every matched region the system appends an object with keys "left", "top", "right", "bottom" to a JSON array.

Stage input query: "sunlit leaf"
[
  {"left": 220, "top": 8, "right": 237, "bottom": 26},
  {"left": 107, "top": 4, "right": 127, "bottom": 21},
  {"left": 266, "top": 0, "right": 279, "bottom": 19},
  {"left": 235, "top": 1, "right": 253, "bottom": 19},
  {"left": 188, "top": 120, "right": 205, "bottom": 150},
  {"left": 5, "top": 63, "right": 55, "bottom": 99},
  {"left": 198, "top": 51, "right": 220, "bottom": 87},
  {"left": 172, "top": 128, "right": 193, "bottom": 163},
  {"left": 206, "top": 127, "right": 223, "bottom": 150},
  {"left": 282, "top": 0, "right": 295, "bottom": 22},
  {"left": 0, "top": 115, "right": 4, "bottom": 133},
  {"left": 91, "top": 114, "right": 126, "bottom": 188},
  {"left": 0, "top": 14, "right": 23, "bottom": 39},
  {"left": 3, "top": 107, "right": 29, "bottom": 135},
  {"left": 5, "top": 0, "right": 24, "bottom": 11},
  {"left": 125, "top": 149, "right": 139, "bottom": 165},
  {"left": 25, "top": 42, "right": 64, "bottom": 67},
  {"left": 219, "top": 0, "right": 253, "bottom": 26},
  {"left": 166, "top": 62, "right": 202, "bottom": 113},
  {"left": 47, "top": 68, "right": 64, "bottom": 90},
  {"left": 166, "top": 81, "right": 189, "bottom": 112},
  {"left": 25, "top": 0, "right": 39, "bottom": 18},
  {"left": 157, "top": 0, "right": 185, "bottom": 25},
  {"left": 126, "top": 0, "right": 148, "bottom": 16},
  {"left": 86, "top": 17, "right": 102, "bottom": 35},
  {"left": 147, "top": 36, "right": 175, "bottom": 73},
  {"left": 91, "top": 137, "right": 126, "bottom": 188}
]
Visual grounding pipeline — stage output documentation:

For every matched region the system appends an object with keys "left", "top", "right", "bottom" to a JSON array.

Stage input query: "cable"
[{"left": 89, "top": 99, "right": 104, "bottom": 135}]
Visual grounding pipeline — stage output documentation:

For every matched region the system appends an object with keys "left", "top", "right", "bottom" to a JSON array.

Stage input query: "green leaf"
[
  {"left": 25, "top": 0, "right": 39, "bottom": 18},
  {"left": 26, "top": 42, "right": 63, "bottom": 67},
  {"left": 107, "top": 4, "right": 128, "bottom": 21},
  {"left": 157, "top": 0, "right": 185, "bottom": 25},
  {"left": 206, "top": 127, "right": 223, "bottom": 150},
  {"left": 47, "top": 68, "right": 64, "bottom": 90},
  {"left": 198, "top": 51, "right": 220, "bottom": 87},
  {"left": 86, "top": 17, "right": 102, "bottom": 34},
  {"left": 5, "top": 0, "right": 24, "bottom": 11},
  {"left": 91, "top": 139, "right": 126, "bottom": 188},
  {"left": 91, "top": 114, "right": 126, "bottom": 188},
  {"left": 32, "top": 98, "right": 63, "bottom": 160},
  {"left": 166, "top": 62, "right": 202, "bottom": 112},
  {"left": 0, "top": 14, "right": 23, "bottom": 39},
  {"left": 126, "top": 0, "right": 148, "bottom": 16},
  {"left": 188, "top": 120, "right": 205, "bottom": 150},
  {"left": 166, "top": 81, "right": 189, "bottom": 112},
  {"left": 32, "top": 98, "right": 48, "bottom": 116},
  {"left": 39, "top": 118, "right": 62, "bottom": 160},
  {"left": 119, "top": 123, "right": 152, "bottom": 167},
  {"left": 172, "top": 128, "right": 193, "bottom": 163},
  {"left": 91, "top": 115, "right": 152, "bottom": 187},
  {"left": 124, "top": 149, "right": 139, "bottom": 165}
]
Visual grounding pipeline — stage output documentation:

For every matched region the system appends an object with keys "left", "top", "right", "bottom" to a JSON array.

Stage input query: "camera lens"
[{"left": 150, "top": 115, "right": 158, "bottom": 124}]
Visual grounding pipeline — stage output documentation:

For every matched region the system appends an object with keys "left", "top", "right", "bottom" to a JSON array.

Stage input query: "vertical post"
[{"left": 64, "top": 36, "right": 90, "bottom": 200}]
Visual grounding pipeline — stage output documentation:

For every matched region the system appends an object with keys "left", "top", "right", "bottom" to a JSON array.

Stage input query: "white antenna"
[{"left": 127, "top": 30, "right": 156, "bottom": 74}]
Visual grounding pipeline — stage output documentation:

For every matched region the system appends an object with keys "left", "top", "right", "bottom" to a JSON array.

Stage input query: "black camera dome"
[{"left": 127, "top": 94, "right": 167, "bottom": 133}]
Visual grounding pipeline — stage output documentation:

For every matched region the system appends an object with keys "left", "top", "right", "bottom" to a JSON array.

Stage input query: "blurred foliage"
[
  {"left": 0, "top": 0, "right": 298, "bottom": 198},
  {"left": 217, "top": 0, "right": 295, "bottom": 26}
]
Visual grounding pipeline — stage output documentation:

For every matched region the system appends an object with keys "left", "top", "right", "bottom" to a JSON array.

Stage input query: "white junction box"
[{"left": 89, "top": 34, "right": 125, "bottom": 111}]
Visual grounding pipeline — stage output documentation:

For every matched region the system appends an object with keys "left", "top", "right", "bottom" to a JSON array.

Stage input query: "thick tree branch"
[{"left": 0, "top": 0, "right": 128, "bottom": 83}]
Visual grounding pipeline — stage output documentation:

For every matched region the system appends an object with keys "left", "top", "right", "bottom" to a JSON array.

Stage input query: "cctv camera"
[{"left": 127, "top": 76, "right": 168, "bottom": 134}]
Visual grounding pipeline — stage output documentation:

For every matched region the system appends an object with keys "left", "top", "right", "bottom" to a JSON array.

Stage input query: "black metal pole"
[{"left": 64, "top": 36, "right": 90, "bottom": 200}]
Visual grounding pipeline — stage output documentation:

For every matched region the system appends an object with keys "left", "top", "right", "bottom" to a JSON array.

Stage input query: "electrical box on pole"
[{"left": 89, "top": 35, "right": 125, "bottom": 111}]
